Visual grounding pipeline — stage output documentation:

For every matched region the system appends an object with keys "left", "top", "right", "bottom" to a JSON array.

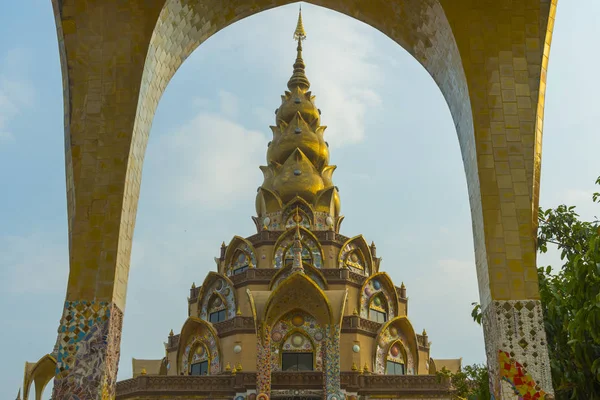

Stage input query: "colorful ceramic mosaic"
[
  {"left": 52, "top": 301, "right": 123, "bottom": 399},
  {"left": 375, "top": 323, "right": 414, "bottom": 375},
  {"left": 181, "top": 327, "right": 220, "bottom": 375},
  {"left": 256, "top": 323, "right": 272, "bottom": 396},
  {"left": 282, "top": 202, "right": 314, "bottom": 229},
  {"left": 199, "top": 276, "right": 236, "bottom": 320},
  {"left": 360, "top": 277, "right": 396, "bottom": 321},
  {"left": 270, "top": 311, "right": 324, "bottom": 371},
  {"left": 284, "top": 211, "right": 311, "bottom": 229},
  {"left": 273, "top": 228, "right": 322, "bottom": 269},
  {"left": 499, "top": 350, "right": 548, "bottom": 399},
  {"left": 324, "top": 324, "right": 342, "bottom": 397},
  {"left": 483, "top": 300, "right": 554, "bottom": 397},
  {"left": 338, "top": 241, "right": 368, "bottom": 275}
]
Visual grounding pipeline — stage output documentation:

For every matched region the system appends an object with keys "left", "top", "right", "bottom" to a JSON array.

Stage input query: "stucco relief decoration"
[
  {"left": 273, "top": 228, "right": 323, "bottom": 269},
  {"left": 375, "top": 325, "right": 414, "bottom": 375},
  {"left": 181, "top": 329, "right": 219, "bottom": 375},
  {"left": 360, "top": 278, "right": 396, "bottom": 320},
  {"left": 270, "top": 311, "right": 324, "bottom": 371},
  {"left": 199, "top": 277, "right": 236, "bottom": 320},
  {"left": 338, "top": 242, "right": 368, "bottom": 275},
  {"left": 52, "top": 301, "right": 123, "bottom": 399}
]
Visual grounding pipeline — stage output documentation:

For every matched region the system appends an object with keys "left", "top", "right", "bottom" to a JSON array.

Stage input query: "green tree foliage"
[
  {"left": 443, "top": 364, "right": 491, "bottom": 400},
  {"left": 472, "top": 176, "right": 600, "bottom": 399}
]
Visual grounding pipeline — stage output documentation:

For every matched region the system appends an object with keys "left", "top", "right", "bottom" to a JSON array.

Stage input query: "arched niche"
[
  {"left": 223, "top": 236, "right": 258, "bottom": 276},
  {"left": 270, "top": 262, "right": 328, "bottom": 291},
  {"left": 270, "top": 310, "right": 325, "bottom": 372},
  {"left": 272, "top": 226, "right": 324, "bottom": 269},
  {"left": 359, "top": 272, "right": 399, "bottom": 321},
  {"left": 23, "top": 354, "right": 56, "bottom": 400},
  {"left": 384, "top": 339, "right": 409, "bottom": 375},
  {"left": 197, "top": 272, "right": 237, "bottom": 322},
  {"left": 374, "top": 316, "right": 419, "bottom": 375},
  {"left": 264, "top": 272, "right": 333, "bottom": 327},
  {"left": 338, "top": 236, "right": 373, "bottom": 276},
  {"left": 281, "top": 196, "right": 315, "bottom": 229},
  {"left": 177, "top": 317, "right": 221, "bottom": 376}
]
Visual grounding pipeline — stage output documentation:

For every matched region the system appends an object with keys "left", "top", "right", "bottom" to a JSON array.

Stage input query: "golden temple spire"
[
  {"left": 255, "top": 7, "right": 341, "bottom": 225},
  {"left": 288, "top": 5, "right": 310, "bottom": 91}
]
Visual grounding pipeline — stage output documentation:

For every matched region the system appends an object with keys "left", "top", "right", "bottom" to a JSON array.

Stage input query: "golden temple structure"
[{"left": 111, "top": 9, "right": 460, "bottom": 400}]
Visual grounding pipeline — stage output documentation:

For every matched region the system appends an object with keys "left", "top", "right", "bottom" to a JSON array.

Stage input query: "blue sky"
[{"left": 1, "top": 2, "right": 599, "bottom": 398}]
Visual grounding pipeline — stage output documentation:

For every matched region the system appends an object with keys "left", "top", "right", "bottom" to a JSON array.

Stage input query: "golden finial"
[
  {"left": 236, "top": 362, "right": 243, "bottom": 372},
  {"left": 422, "top": 328, "right": 428, "bottom": 336},
  {"left": 140, "top": 368, "right": 147, "bottom": 375},
  {"left": 288, "top": 5, "right": 310, "bottom": 91},
  {"left": 363, "top": 363, "right": 369, "bottom": 373},
  {"left": 221, "top": 241, "right": 226, "bottom": 247},
  {"left": 401, "top": 282, "right": 406, "bottom": 288},
  {"left": 351, "top": 362, "right": 358, "bottom": 371},
  {"left": 225, "top": 362, "right": 231, "bottom": 372},
  {"left": 191, "top": 282, "right": 196, "bottom": 289},
  {"left": 236, "top": 307, "right": 242, "bottom": 316},
  {"left": 294, "top": 5, "right": 306, "bottom": 42},
  {"left": 169, "top": 329, "right": 174, "bottom": 337},
  {"left": 352, "top": 308, "right": 359, "bottom": 316}
]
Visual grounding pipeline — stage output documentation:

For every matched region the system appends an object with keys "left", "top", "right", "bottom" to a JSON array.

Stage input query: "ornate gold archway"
[{"left": 49, "top": 0, "right": 558, "bottom": 398}]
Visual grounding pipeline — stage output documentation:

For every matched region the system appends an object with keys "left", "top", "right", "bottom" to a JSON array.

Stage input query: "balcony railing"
[{"left": 116, "top": 371, "right": 453, "bottom": 398}]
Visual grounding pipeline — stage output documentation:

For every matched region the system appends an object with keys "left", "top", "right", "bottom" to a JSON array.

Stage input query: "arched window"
[
  {"left": 208, "top": 294, "right": 227, "bottom": 324},
  {"left": 281, "top": 332, "right": 315, "bottom": 371},
  {"left": 385, "top": 341, "right": 406, "bottom": 375},
  {"left": 231, "top": 250, "right": 251, "bottom": 276},
  {"left": 189, "top": 343, "right": 210, "bottom": 376},
  {"left": 368, "top": 293, "right": 388, "bottom": 323}
]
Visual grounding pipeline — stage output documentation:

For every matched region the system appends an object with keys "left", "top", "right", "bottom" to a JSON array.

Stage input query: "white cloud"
[
  {"left": 149, "top": 102, "right": 267, "bottom": 209},
  {"left": 207, "top": 3, "right": 383, "bottom": 147}
]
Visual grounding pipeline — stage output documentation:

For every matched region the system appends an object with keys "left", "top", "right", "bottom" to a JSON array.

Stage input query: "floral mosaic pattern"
[
  {"left": 52, "top": 301, "right": 123, "bottom": 399},
  {"left": 273, "top": 229, "right": 322, "bottom": 269},
  {"left": 284, "top": 211, "right": 311, "bottom": 229},
  {"left": 324, "top": 325, "right": 342, "bottom": 397},
  {"left": 360, "top": 278, "right": 396, "bottom": 320},
  {"left": 483, "top": 300, "right": 554, "bottom": 398},
  {"left": 338, "top": 242, "right": 368, "bottom": 275},
  {"left": 375, "top": 324, "right": 414, "bottom": 375},
  {"left": 499, "top": 350, "right": 548, "bottom": 399},
  {"left": 256, "top": 324, "right": 272, "bottom": 396},
  {"left": 181, "top": 328, "right": 220, "bottom": 375},
  {"left": 270, "top": 312, "right": 324, "bottom": 371},
  {"left": 199, "top": 277, "right": 236, "bottom": 320}
]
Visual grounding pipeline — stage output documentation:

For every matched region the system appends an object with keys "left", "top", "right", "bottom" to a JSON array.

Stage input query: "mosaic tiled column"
[
  {"left": 256, "top": 323, "right": 272, "bottom": 398},
  {"left": 483, "top": 301, "right": 554, "bottom": 399},
  {"left": 52, "top": 301, "right": 123, "bottom": 399},
  {"left": 324, "top": 325, "right": 343, "bottom": 400}
]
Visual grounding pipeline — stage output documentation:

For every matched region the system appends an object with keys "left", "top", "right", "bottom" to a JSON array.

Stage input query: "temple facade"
[{"left": 21, "top": 9, "right": 462, "bottom": 400}]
